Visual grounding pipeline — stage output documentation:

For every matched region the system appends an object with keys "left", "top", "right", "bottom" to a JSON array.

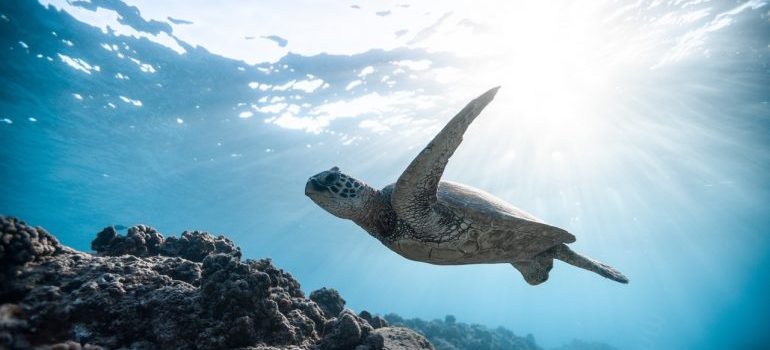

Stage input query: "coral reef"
[
  {"left": 310, "top": 287, "right": 346, "bottom": 318},
  {"left": 0, "top": 216, "right": 617, "bottom": 350},
  {"left": 0, "top": 216, "right": 431, "bottom": 350},
  {"left": 382, "top": 312, "right": 622, "bottom": 350},
  {"left": 0, "top": 216, "right": 62, "bottom": 267},
  {"left": 551, "top": 340, "right": 618, "bottom": 350},
  {"left": 91, "top": 225, "right": 241, "bottom": 262},
  {"left": 359, "top": 327, "right": 435, "bottom": 350},
  {"left": 384, "top": 314, "right": 542, "bottom": 350}
]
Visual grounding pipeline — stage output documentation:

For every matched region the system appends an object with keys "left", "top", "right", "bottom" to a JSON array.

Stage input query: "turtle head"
[{"left": 305, "top": 166, "right": 374, "bottom": 220}]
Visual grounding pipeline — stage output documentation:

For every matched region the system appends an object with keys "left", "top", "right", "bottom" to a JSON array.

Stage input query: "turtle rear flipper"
[
  {"left": 554, "top": 244, "right": 630, "bottom": 284},
  {"left": 512, "top": 253, "right": 555, "bottom": 286}
]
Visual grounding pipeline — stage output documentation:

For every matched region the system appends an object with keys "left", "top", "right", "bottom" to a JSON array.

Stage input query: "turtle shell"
[{"left": 406, "top": 180, "right": 576, "bottom": 262}]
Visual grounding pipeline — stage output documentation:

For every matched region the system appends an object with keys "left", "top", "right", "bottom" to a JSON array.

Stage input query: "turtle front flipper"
[{"left": 392, "top": 87, "right": 500, "bottom": 232}]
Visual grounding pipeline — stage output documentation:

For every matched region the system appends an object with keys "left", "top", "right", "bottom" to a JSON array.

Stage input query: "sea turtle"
[{"left": 305, "top": 87, "right": 628, "bottom": 285}]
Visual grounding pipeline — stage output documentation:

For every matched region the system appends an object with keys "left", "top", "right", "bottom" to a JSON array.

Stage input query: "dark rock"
[
  {"left": 359, "top": 310, "right": 389, "bottom": 329},
  {"left": 91, "top": 224, "right": 241, "bottom": 263},
  {"left": 0, "top": 216, "right": 63, "bottom": 292},
  {"left": 0, "top": 303, "right": 30, "bottom": 349},
  {"left": 320, "top": 310, "right": 373, "bottom": 350},
  {"left": 151, "top": 256, "right": 203, "bottom": 285},
  {"left": 0, "top": 216, "right": 432, "bottom": 350},
  {"left": 310, "top": 287, "right": 346, "bottom": 317},
  {"left": 359, "top": 327, "right": 434, "bottom": 350},
  {"left": 91, "top": 224, "right": 164, "bottom": 257},
  {"left": 0, "top": 216, "right": 614, "bottom": 350},
  {"left": 249, "top": 258, "right": 303, "bottom": 298},
  {"left": 1, "top": 216, "right": 61, "bottom": 266},
  {"left": 1, "top": 216, "right": 320, "bottom": 349},
  {"left": 384, "top": 314, "right": 543, "bottom": 350},
  {"left": 162, "top": 230, "right": 241, "bottom": 262},
  {"left": 90, "top": 226, "right": 117, "bottom": 254}
]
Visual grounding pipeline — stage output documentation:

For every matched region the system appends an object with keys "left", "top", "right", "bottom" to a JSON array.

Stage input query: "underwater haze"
[{"left": 2, "top": 1, "right": 770, "bottom": 349}]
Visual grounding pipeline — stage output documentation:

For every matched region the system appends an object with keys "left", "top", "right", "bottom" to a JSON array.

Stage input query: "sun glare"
[{"left": 447, "top": 3, "right": 622, "bottom": 170}]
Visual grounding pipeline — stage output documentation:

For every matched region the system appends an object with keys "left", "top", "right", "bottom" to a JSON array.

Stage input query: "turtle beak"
[{"left": 305, "top": 177, "right": 325, "bottom": 196}]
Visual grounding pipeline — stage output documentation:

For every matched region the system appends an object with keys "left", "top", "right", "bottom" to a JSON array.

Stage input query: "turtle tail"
[{"left": 554, "top": 244, "right": 629, "bottom": 284}]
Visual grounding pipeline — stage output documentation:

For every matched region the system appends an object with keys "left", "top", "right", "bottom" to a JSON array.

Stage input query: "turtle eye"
[{"left": 323, "top": 173, "right": 338, "bottom": 185}]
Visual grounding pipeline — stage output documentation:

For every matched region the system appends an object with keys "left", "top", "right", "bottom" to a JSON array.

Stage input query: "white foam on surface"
[
  {"left": 58, "top": 53, "right": 98, "bottom": 74},
  {"left": 292, "top": 79, "right": 324, "bottom": 93},
  {"left": 119, "top": 96, "right": 143, "bottom": 107}
]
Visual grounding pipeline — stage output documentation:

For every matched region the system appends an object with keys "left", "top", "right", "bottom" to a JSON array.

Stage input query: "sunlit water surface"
[{"left": 1, "top": 1, "right": 769, "bottom": 349}]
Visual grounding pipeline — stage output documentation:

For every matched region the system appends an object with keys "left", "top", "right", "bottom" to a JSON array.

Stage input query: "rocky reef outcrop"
[
  {"left": 0, "top": 216, "right": 432, "bottom": 350},
  {"left": 383, "top": 314, "right": 542, "bottom": 350},
  {"left": 550, "top": 340, "right": 618, "bottom": 350},
  {"left": 0, "top": 216, "right": 618, "bottom": 350},
  {"left": 91, "top": 225, "right": 241, "bottom": 262},
  {"left": 382, "top": 315, "right": 619, "bottom": 350}
]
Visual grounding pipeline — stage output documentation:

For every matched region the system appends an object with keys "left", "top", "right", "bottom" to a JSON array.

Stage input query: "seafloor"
[{"left": 0, "top": 216, "right": 615, "bottom": 350}]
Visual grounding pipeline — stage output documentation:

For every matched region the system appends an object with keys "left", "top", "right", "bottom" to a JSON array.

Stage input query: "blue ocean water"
[{"left": 1, "top": 1, "right": 769, "bottom": 349}]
